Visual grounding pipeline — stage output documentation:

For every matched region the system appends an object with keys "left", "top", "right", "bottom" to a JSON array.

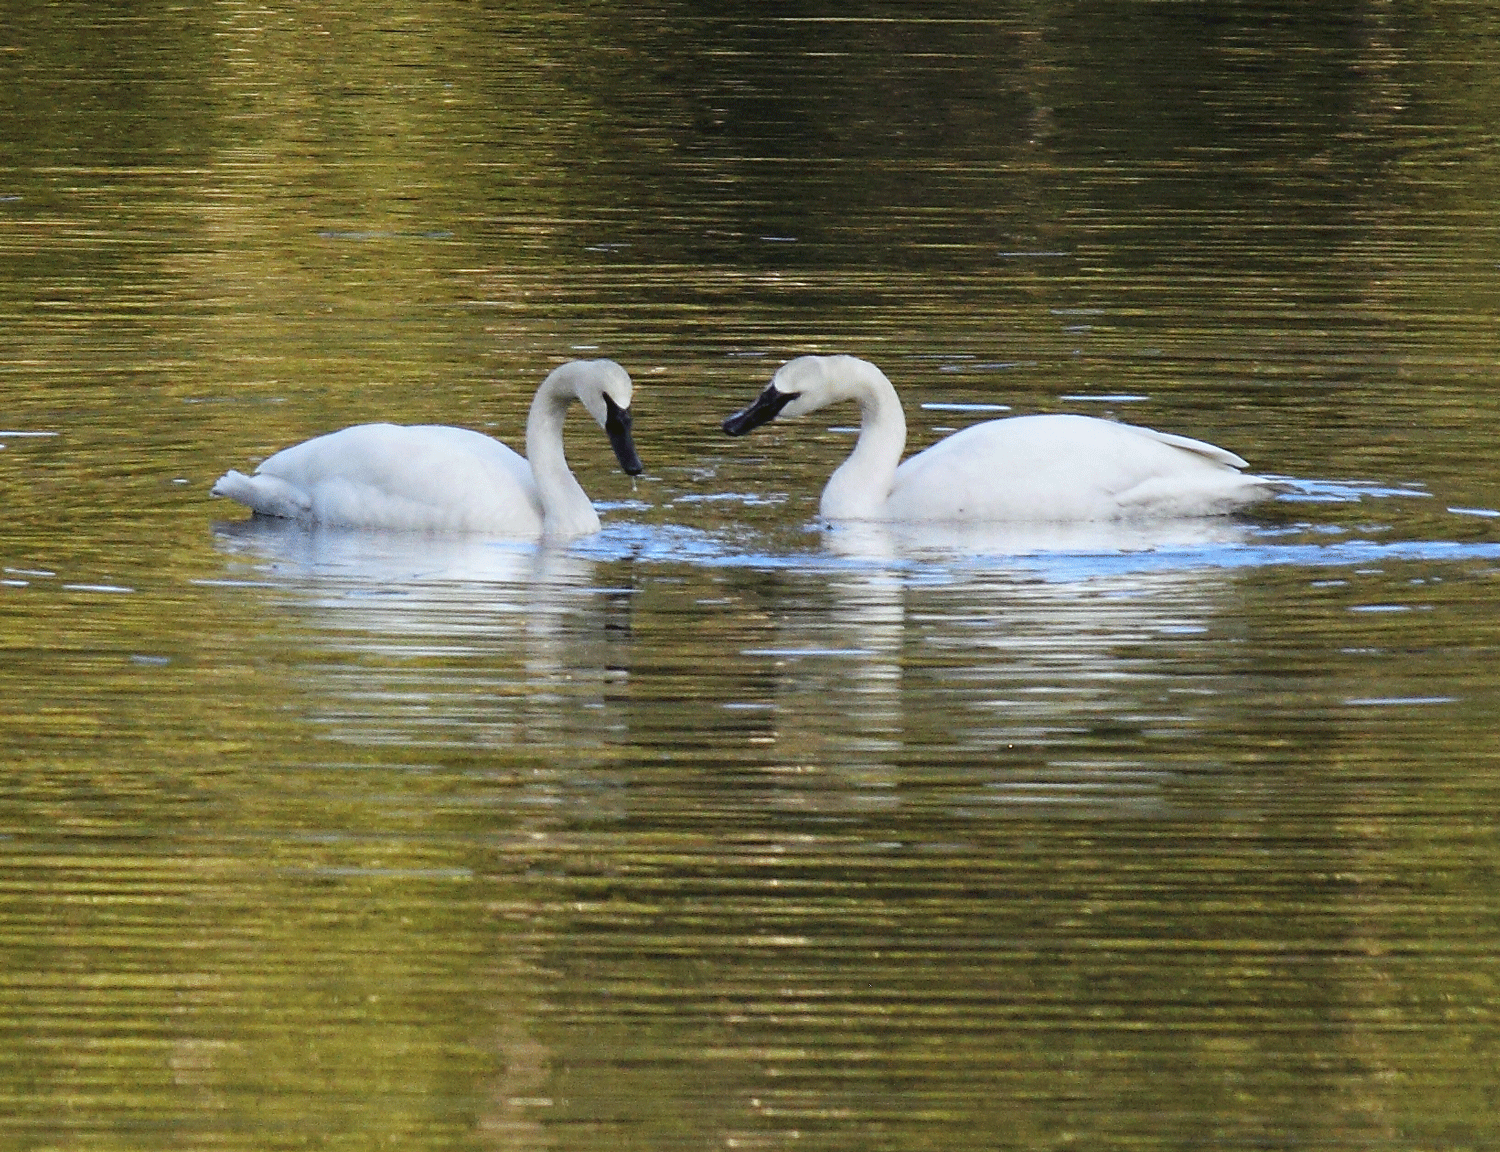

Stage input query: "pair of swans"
[{"left": 212, "top": 355, "right": 1280, "bottom": 539}]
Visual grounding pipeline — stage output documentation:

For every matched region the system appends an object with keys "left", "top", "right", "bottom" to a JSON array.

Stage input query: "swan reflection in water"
[
  {"left": 210, "top": 517, "right": 630, "bottom": 759},
  {"left": 210, "top": 511, "right": 1258, "bottom": 821},
  {"left": 740, "top": 515, "right": 1257, "bottom": 821},
  {"left": 821, "top": 515, "right": 1256, "bottom": 564},
  {"left": 208, "top": 516, "right": 588, "bottom": 1143}
]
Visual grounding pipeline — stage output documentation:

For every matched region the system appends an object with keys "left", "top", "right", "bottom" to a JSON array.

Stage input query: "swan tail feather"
[{"left": 211, "top": 469, "right": 313, "bottom": 519}]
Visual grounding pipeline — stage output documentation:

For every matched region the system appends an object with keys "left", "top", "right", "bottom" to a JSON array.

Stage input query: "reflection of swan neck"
[
  {"left": 526, "top": 370, "right": 600, "bottom": 538},
  {"left": 822, "top": 363, "right": 907, "bottom": 521}
]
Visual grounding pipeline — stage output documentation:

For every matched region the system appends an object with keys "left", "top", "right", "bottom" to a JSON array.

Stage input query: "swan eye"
[{"left": 603, "top": 393, "right": 631, "bottom": 432}]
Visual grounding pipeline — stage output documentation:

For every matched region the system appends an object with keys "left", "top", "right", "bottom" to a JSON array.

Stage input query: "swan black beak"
[
  {"left": 604, "top": 394, "right": 644, "bottom": 475},
  {"left": 722, "top": 384, "right": 798, "bottom": 437}
]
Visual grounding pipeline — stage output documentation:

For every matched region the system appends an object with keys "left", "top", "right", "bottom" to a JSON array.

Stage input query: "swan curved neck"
[
  {"left": 820, "top": 367, "right": 907, "bottom": 521},
  {"left": 526, "top": 372, "right": 602, "bottom": 539}
]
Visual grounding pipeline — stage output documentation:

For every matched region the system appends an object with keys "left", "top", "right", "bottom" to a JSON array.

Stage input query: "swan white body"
[
  {"left": 723, "top": 355, "right": 1279, "bottom": 523},
  {"left": 212, "top": 359, "right": 642, "bottom": 538}
]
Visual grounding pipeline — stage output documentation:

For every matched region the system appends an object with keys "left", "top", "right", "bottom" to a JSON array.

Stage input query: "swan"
[
  {"left": 212, "top": 359, "right": 643, "bottom": 538},
  {"left": 722, "top": 355, "right": 1280, "bottom": 523}
]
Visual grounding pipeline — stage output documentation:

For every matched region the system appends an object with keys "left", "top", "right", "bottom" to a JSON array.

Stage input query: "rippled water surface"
[{"left": 5, "top": 4, "right": 1500, "bottom": 1149}]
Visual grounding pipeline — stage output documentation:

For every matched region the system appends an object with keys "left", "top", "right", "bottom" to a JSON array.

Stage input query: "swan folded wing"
[
  {"left": 251, "top": 424, "right": 543, "bottom": 533},
  {"left": 887, "top": 414, "right": 1271, "bottom": 522},
  {"left": 1109, "top": 423, "right": 1286, "bottom": 515},
  {"left": 888, "top": 416, "right": 1128, "bottom": 521},
  {"left": 1117, "top": 423, "right": 1249, "bottom": 470}
]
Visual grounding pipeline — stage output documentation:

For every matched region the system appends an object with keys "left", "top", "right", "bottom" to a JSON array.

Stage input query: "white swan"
[
  {"left": 212, "top": 359, "right": 643, "bottom": 538},
  {"left": 722, "top": 355, "right": 1280, "bottom": 523}
]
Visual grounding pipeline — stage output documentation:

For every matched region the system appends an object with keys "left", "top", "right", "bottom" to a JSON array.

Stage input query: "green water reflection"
[{"left": 4, "top": 2, "right": 1500, "bottom": 1149}]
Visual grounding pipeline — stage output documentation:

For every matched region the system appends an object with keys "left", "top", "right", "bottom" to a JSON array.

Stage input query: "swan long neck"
[
  {"left": 525, "top": 370, "right": 602, "bottom": 539},
  {"left": 820, "top": 366, "right": 907, "bottom": 521}
]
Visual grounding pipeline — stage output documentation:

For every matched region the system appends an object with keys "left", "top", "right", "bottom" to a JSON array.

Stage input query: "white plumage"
[
  {"left": 212, "top": 359, "right": 643, "bottom": 539},
  {"left": 723, "top": 355, "right": 1279, "bottom": 523}
]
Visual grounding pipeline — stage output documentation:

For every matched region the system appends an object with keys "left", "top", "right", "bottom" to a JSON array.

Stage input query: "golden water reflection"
[
  {"left": 6, "top": 0, "right": 1500, "bottom": 1147},
  {"left": 174, "top": 516, "right": 1498, "bottom": 1147}
]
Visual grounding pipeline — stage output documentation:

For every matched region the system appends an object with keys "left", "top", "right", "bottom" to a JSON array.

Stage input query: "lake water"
[{"left": 4, "top": 4, "right": 1500, "bottom": 1149}]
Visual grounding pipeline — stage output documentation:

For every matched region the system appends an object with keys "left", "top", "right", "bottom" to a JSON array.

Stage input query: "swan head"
[
  {"left": 721, "top": 355, "right": 887, "bottom": 435},
  {"left": 548, "top": 358, "right": 644, "bottom": 475}
]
